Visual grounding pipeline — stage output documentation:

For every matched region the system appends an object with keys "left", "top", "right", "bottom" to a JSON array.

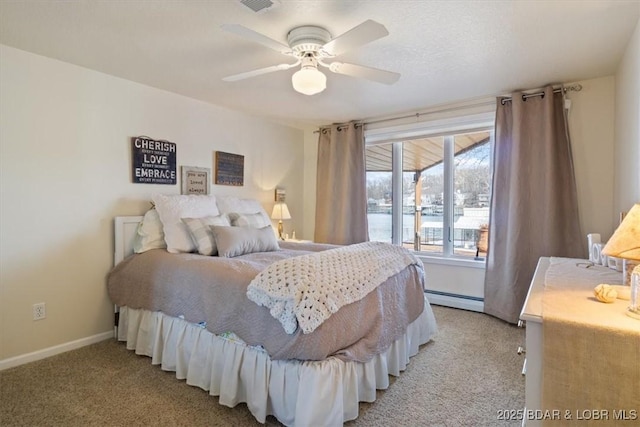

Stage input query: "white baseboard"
[
  {"left": 425, "top": 291, "right": 484, "bottom": 312},
  {"left": 0, "top": 331, "right": 113, "bottom": 371}
]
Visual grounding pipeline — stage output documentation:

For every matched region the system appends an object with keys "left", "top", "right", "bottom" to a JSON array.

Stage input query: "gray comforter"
[{"left": 107, "top": 241, "right": 426, "bottom": 362}]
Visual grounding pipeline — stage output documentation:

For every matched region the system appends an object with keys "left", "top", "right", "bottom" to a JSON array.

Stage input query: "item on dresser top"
[
  {"left": 593, "top": 284, "right": 618, "bottom": 303},
  {"left": 587, "top": 233, "right": 601, "bottom": 262},
  {"left": 606, "top": 255, "right": 621, "bottom": 270},
  {"left": 591, "top": 242, "right": 604, "bottom": 265},
  {"left": 601, "top": 203, "right": 640, "bottom": 317},
  {"left": 629, "top": 265, "right": 640, "bottom": 319},
  {"left": 593, "top": 281, "right": 633, "bottom": 301},
  {"left": 596, "top": 243, "right": 608, "bottom": 266},
  {"left": 613, "top": 284, "right": 631, "bottom": 300}
]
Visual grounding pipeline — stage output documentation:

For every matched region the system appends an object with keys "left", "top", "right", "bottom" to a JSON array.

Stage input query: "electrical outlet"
[{"left": 33, "top": 302, "right": 46, "bottom": 320}]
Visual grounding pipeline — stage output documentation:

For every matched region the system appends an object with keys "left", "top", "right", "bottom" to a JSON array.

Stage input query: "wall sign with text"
[
  {"left": 131, "top": 136, "right": 177, "bottom": 185},
  {"left": 181, "top": 166, "right": 210, "bottom": 195},
  {"left": 214, "top": 151, "right": 244, "bottom": 186}
]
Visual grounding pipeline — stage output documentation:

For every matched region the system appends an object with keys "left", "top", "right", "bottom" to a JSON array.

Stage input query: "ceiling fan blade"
[
  {"left": 223, "top": 63, "right": 298, "bottom": 82},
  {"left": 328, "top": 62, "right": 400, "bottom": 85},
  {"left": 322, "top": 20, "right": 389, "bottom": 56},
  {"left": 221, "top": 24, "right": 292, "bottom": 55}
]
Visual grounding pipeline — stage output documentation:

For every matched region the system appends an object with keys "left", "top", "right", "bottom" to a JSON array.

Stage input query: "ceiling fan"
[{"left": 221, "top": 20, "right": 400, "bottom": 95}]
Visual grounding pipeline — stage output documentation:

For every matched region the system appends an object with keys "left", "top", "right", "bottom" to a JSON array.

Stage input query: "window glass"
[
  {"left": 366, "top": 168, "right": 393, "bottom": 243},
  {"left": 452, "top": 132, "right": 492, "bottom": 257},
  {"left": 402, "top": 137, "right": 444, "bottom": 254},
  {"left": 366, "top": 123, "right": 493, "bottom": 259}
]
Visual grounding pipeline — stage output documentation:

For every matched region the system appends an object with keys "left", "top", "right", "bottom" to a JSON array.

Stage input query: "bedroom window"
[{"left": 365, "top": 116, "right": 493, "bottom": 260}]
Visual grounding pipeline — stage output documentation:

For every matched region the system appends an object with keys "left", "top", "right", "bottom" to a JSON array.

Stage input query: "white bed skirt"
[{"left": 117, "top": 298, "right": 437, "bottom": 426}]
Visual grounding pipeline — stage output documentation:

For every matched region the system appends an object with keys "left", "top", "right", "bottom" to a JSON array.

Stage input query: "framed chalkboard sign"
[
  {"left": 131, "top": 136, "right": 177, "bottom": 185},
  {"left": 214, "top": 151, "right": 244, "bottom": 186}
]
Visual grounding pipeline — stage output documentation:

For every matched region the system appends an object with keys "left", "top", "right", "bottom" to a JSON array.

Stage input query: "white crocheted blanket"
[{"left": 246, "top": 241, "right": 423, "bottom": 334}]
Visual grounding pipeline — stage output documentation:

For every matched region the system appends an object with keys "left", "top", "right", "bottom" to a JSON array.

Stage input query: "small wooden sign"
[
  {"left": 214, "top": 151, "right": 244, "bottom": 186},
  {"left": 181, "top": 166, "right": 210, "bottom": 195},
  {"left": 131, "top": 136, "right": 177, "bottom": 185}
]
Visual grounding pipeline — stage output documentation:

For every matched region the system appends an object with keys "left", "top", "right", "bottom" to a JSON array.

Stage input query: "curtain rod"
[
  {"left": 315, "top": 83, "right": 583, "bottom": 133},
  {"left": 499, "top": 83, "right": 583, "bottom": 105},
  {"left": 314, "top": 97, "right": 493, "bottom": 133},
  {"left": 365, "top": 98, "right": 496, "bottom": 127}
]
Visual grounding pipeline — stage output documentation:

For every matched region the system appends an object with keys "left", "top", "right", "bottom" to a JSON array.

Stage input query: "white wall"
[
  {"left": 614, "top": 18, "right": 640, "bottom": 215},
  {"left": 567, "top": 76, "right": 617, "bottom": 244},
  {"left": 0, "top": 45, "right": 305, "bottom": 362}
]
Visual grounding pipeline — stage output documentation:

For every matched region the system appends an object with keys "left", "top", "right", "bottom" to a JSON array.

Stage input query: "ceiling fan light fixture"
[
  {"left": 222, "top": 20, "right": 400, "bottom": 91},
  {"left": 291, "top": 57, "right": 326, "bottom": 95}
]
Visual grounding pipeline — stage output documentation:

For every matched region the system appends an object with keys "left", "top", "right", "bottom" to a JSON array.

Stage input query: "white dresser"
[
  {"left": 519, "top": 257, "right": 637, "bottom": 426},
  {"left": 519, "top": 257, "right": 549, "bottom": 427}
]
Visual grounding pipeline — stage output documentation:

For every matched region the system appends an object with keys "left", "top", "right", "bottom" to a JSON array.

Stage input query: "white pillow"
[
  {"left": 231, "top": 212, "right": 271, "bottom": 228},
  {"left": 216, "top": 196, "right": 272, "bottom": 229},
  {"left": 216, "top": 195, "right": 266, "bottom": 215},
  {"left": 182, "top": 215, "right": 230, "bottom": 256},
  {"left": 133, "top": 209, "right": 166, "bottom": 253},
  {"left": 152, "top": 194, "right": 220, "bottom": 253},
  {"left": 211, "top": 225, "right": 280, "bottom": 258}
]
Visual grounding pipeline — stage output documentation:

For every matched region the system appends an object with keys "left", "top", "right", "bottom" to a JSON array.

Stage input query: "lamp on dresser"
[
  {"left": 271, "top": 202, "right": 291, "bottom": 240},
  {"left": 602, "top": 203, "right": 640, "bottom": 319}
]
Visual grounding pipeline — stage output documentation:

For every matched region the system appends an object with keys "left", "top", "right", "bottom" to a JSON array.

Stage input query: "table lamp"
[
  {"left": 602, "top": 203, "right": 640, "bottom": 319},
  {"left": 271, "top": 202, "right": 291, "bottom": 240}
]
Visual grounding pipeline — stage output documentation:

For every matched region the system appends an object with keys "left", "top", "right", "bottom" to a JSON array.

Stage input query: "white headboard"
[{"left": 114, "top": 216, "right": 143, "bottom": 266}]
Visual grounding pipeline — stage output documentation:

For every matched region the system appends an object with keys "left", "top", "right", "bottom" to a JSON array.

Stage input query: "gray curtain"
[
  {"left": 484, "top": 86, "right": 584, "bottom": 324},
  {"left": 314, "top": 122, "right": 369, "bottom": 245}
]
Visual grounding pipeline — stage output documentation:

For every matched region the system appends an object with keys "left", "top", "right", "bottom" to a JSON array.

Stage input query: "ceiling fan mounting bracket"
[{"left": 287, "top": 25, "right": 332, "bottom": 58}]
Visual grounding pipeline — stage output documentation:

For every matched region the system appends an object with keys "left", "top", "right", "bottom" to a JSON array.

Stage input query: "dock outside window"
[{"left": 366, "top": 129, "right": 493, "bottom": 260}]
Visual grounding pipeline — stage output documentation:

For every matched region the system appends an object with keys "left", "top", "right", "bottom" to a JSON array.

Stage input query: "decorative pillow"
[
  {"left": 133, "top": 208, "right": 166, "bottom": 253},
  {"left": 216, "top": 195, "right": 271, "bottom": 225},
  {"left": 216, "top": 196, "right": 266, "bottom": 215},
  {"left": 210, "top": 225, "right": 279, "bottom": 258},
  {"left": 231, "top": 212, "right": 271, "bottom": 228},
  {"left": 152, "top": 194, "right": 220, "bottom": 253},
  {"left": 182, "top": 215, "right": 230, "bottom": 256}
]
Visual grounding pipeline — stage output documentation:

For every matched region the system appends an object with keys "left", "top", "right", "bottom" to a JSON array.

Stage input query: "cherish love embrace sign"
[{"left": 131, "top": 136, "right": 177, "bottom": 185}]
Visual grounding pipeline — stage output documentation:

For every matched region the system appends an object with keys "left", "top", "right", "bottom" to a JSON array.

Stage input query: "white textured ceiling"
[{"left": 1, "top": 1, "right": 638, "bottom": 129}]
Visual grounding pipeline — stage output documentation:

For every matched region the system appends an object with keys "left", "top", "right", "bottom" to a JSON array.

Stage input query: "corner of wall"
[
  {"left": 614, "top": 17, "right": 640, "bottom": 214},
  {"left": 302, "top": 128, "right": 318, "bottom": 240}
]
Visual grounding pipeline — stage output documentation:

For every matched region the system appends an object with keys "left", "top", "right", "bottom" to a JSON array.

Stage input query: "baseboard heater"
[{"left": 425, "top": 290, "right": 484, "bottom": 313}]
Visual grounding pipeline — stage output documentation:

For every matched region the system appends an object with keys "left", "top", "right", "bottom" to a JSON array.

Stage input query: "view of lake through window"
[{"left": 366, "top": 130, "right": 492, "bottom": 258}]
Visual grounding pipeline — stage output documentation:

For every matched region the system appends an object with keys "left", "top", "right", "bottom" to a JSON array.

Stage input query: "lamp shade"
[
  {"left": 291, "top": 67, "right": 326, "bottom": 95},
  {"left": 271, "top": 203, "right": 291, "bottom": 221},
  {"left": 602, "top": 203, "right": 640, "bottom": 261}
]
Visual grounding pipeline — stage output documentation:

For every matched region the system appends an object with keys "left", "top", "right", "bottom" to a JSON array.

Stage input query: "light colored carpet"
[{"left": 0, "top": 306, "right": 525, "bottom": 426}]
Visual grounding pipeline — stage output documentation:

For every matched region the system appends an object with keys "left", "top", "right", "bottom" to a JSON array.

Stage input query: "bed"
[{"left": 107, "top": 195, "right": 437, "bottom": 426}]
